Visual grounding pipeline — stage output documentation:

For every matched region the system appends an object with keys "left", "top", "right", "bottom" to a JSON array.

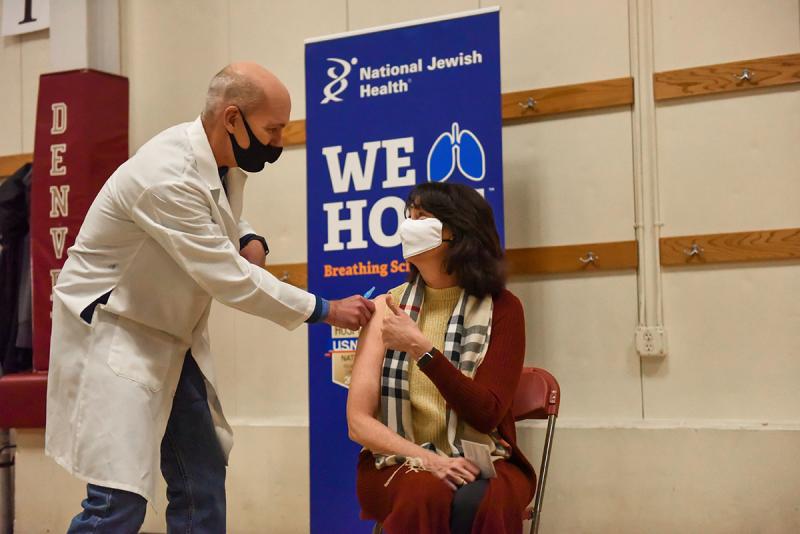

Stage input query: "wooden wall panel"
[
  {"left": 502, "top": 77, "right": 633, "bottom": 121},
  {"left": 264, "top": 262, "right": 309, "bottom": 289},
  {"left": 654, "top": 53, "right": 800, "bottom": 101},
  {"left": 661, "top": 228, "right": 800, "bottom": 267},
  {"left": 0, "top": 153, "right": 33, "bottom": 176},
  {"left": 505, "top": 240, "right": 638, "bottom": 276},
  {"left": 283, "top": 119, "right": 306, "bottom": 147}
]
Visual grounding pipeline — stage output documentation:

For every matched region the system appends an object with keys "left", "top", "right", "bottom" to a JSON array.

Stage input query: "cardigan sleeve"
[{"left": 420, "top": 290, "right": 526, "bottom": 433}]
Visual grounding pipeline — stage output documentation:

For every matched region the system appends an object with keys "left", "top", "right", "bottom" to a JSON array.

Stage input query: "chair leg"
[
  {"left": 531, "top": 414, "right": 557, "bottom": 534},
  {"left": 528, "top": 510, "right": 538, "bottom": 534},
  {"left": 531, "top": 510, "right": 542, "bottom": 534}
]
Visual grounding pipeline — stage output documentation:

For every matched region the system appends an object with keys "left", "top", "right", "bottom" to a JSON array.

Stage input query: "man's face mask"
[
  {"left": 229, "top": 108, "right": 283, "bottom": 173},
  {"left": 399, "top": 217, "right": 446, "bottom": 259}
]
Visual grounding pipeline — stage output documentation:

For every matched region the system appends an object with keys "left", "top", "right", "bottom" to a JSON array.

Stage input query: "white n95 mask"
[{"left": 399, "top": 217, "right": 444, "bottom": 259}]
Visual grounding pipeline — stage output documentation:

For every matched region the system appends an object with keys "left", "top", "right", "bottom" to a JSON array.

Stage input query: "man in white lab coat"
[{"left": 45, "top": 62, "right": 374, "bottom": 533}]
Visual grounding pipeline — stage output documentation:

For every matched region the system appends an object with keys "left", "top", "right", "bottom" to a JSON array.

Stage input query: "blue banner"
[{"left": 305, "top": 9, "right": 503, "bottom": 532}]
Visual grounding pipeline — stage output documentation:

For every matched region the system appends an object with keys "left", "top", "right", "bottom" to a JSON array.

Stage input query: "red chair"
[
  {"left": 513, "top": 367, "right": 561, "bottom": 534},
  {"left": 0, "top": 371, "right": 48, "bottom": 428}
]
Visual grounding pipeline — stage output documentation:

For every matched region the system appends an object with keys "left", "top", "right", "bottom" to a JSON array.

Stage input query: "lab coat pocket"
[{"left": 106, "top": 314, "right": 182, "bottom": 393}]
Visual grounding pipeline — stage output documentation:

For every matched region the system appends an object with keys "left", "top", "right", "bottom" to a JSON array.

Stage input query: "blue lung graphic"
[
  {"left": 456, "top": 128, "right": 485, "bottom": 181},
  {"left": 426, "top": 123, "right": 485, "bottom": 182},
  {"left": 428, "top": 129, "right": 456, "bottom": 182}
]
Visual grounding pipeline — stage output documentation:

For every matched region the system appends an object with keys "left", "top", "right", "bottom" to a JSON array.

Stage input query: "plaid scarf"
[{"left": 374, "top": 276, "right": 509, "bottom": 469}]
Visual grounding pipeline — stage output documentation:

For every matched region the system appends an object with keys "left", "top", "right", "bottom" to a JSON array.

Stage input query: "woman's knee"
[
  {"left": 386, "top": 474, "right": 453, "bottom": 521},
  {"left": 480, "top": 494, "right": 517, "bottom": 513}
]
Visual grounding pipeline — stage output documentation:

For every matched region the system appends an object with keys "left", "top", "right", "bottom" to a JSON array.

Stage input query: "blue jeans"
[{"left": 67, "top": 353, "right": 227, "bottom": 533}]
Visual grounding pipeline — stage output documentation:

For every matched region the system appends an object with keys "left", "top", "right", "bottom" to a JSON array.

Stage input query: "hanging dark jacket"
[{"left": 0, "top": 162, "right": 33, "bottom": 373}]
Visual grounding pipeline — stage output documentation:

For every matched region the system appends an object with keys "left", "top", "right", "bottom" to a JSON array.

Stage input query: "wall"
[
  {"left": 3, "top": 0, "right": 799, "bottom": 532},
  {"left": 0, "top": 0, "right": 49, "bottom": 158}
]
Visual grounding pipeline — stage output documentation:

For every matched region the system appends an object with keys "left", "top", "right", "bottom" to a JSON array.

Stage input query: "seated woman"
[{"left": 347, "top": 182, "right": 535, "bottom": 534}]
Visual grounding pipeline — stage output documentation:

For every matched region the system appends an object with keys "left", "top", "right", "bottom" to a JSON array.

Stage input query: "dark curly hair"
[{"left": 405, "top": 182, "right": 505, "bottom": 298}]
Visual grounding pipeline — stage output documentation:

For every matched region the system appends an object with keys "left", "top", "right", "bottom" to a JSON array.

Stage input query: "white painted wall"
[
  {"left": 3, "top": 0, "right": 799, "bottom": 532},
  {"left": 0, "top": 1, "right": 49, "bottom": 157}
]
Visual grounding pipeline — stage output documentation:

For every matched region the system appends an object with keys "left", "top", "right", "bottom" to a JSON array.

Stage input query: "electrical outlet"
[{"left": 635, "top": 326, "right": 668, "bottom": 357}]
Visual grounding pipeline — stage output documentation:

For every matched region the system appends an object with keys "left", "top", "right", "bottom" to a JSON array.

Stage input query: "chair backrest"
[{"left": 512, "top": 367, "right": 561, "bottom": 421}]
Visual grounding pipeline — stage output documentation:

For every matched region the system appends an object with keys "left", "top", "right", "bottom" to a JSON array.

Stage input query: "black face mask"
[{"left": 228, "top": 109, "right": 283, "bottom": 172}]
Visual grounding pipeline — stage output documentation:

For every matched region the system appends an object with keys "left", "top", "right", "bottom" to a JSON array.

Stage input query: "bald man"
[{"left": 46, "top": 63, "right": 374, "bottom": 533}]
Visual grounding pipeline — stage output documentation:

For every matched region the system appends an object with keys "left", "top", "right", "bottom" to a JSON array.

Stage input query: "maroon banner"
[{"left": 30, "top": 69, "right": 128, "bottom": 370}]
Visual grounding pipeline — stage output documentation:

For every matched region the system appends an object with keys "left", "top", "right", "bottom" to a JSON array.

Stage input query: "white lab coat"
[{"left": 45, "top": 117, "right": 316, "bottom": 502}]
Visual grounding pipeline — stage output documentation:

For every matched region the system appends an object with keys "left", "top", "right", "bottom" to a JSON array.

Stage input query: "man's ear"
[{"left": 222, "top": 106, "right": 239, "bottom": 134}]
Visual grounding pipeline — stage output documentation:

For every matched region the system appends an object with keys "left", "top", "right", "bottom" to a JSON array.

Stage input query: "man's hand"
[
  {"left": 240, "top": 240, "right": 267, "bottom": 267},
  {"left": 325, "top": 295, "right": 376, "bottom": 331}
]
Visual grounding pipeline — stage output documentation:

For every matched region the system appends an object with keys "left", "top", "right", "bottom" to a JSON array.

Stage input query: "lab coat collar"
[
  {"left": 187, "top": 117, "right": 245, "bottom": 239},
  {"left": 187, "top": 116, "right": 249, "bottom": 193},
  {"left": 187, "top": 116, "right": 224, "bottom": 193}
]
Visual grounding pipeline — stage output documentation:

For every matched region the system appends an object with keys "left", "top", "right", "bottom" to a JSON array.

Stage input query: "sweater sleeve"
[{"left": 420, "top": 290, "right": 526, "bottom": 433}]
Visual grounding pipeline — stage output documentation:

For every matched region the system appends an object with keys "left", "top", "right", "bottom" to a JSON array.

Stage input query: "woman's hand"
[
  {"left": 422, "top": 454, "right": 481, "bottom": 491},
  {"left": 381, "top": 295, "right": 433, "bottom": 359}
]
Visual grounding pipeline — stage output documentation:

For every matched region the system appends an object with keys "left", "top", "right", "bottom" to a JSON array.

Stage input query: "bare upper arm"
[{"left": 346, "top": 295, "right": 388, "bottom": 422}]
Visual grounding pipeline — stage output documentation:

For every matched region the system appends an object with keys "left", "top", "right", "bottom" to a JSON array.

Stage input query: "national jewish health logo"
[
  {"left": 427, "top": 122, "right": 486, "bottom": 182},
  {"left": 321, "top": 57, "right": 358, "bottom": 104}
]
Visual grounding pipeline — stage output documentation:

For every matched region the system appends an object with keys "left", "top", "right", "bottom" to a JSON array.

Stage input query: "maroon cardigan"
[{"left": 423, "top": 288, "right": 534, "bottom": 479}]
